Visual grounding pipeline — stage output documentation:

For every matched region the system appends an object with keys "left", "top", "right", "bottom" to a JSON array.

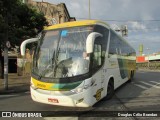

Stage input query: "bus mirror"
[
  {"left": 86, "top": 32, "right": 103, "bottom": 53},
  {"left": 20, "top": 38, "right": 38, "bottom": 56}
]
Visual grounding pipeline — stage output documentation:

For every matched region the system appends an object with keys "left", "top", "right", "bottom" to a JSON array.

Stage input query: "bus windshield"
[{"left": 33, "top": 26, "right": 93, "bottom": 78}]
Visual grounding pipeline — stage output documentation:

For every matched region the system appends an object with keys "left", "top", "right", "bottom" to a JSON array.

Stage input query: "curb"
[
  {"left": 0, "top": 85, "right": 30, "bottom": 95},
  {"left": 0, "top": 89, "right": 29, "bottom": 95}
]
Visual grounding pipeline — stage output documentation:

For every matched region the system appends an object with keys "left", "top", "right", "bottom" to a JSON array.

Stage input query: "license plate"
[{"left": 48, "top": 98, "right": 59, "bottom": 103}]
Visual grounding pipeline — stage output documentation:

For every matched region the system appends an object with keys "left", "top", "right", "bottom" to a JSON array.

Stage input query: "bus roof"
[{"left": 44, "top": 20, "right": 110, "bottom": 30}]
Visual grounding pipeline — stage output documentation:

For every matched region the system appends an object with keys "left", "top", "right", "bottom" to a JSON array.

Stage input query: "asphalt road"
[{"left": 0, "top": 70, "right": 160, "bottom": 120}]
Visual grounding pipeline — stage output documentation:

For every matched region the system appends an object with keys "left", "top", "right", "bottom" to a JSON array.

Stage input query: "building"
[
  {"left": 22, "top": 0, "right": 76, "bottom": 25},
  {"left": 5, "top": 0, "right": 76, "bottom": 74},
  {"left": 2, "top": 51, "right": 18, "bottom": 73}
]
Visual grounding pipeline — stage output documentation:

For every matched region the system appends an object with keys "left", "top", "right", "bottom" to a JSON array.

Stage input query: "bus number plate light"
[{"left": 48, "top": 98, "right": 59, "bottom": 103}]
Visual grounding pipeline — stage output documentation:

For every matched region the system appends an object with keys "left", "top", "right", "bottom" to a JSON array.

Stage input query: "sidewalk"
[
  {"left": 0, "top": 73, "right": 30, "bottom": 94},
  {"left": 137, "top": 68, "right": 160, "bottom": 72}
]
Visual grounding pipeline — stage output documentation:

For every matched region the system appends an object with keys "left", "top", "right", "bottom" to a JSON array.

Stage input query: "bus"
[{"left": 21, "top": 20, "right": 136, "bottom": 107}]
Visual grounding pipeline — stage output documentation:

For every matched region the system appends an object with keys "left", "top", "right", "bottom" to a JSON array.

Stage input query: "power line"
[
  {"left": 129, "top": 29, "right": 160, "bottom": 31},
  {"left": 77, "top": 17, "right": 160, "bottom": 31},
  {"left": 76, "top": 17, "right": 160, "bottom": 22}
]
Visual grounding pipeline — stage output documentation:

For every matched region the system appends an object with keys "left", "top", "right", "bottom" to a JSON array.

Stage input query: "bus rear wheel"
[
  {"left": 128, "top": 71, "right": 134, "bottom": 82},
  {"left": 105, "top": 79, "right": 114, "bottom": 100}
]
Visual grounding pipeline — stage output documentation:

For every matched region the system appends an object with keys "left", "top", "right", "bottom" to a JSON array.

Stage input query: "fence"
[{"left": 136, "top": 61, "right": 160, "bottom": 70}]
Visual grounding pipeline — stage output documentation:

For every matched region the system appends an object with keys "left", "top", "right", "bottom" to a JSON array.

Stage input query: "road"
[{"left": 0, "top": 70, "right": 160, "bottom": 120}]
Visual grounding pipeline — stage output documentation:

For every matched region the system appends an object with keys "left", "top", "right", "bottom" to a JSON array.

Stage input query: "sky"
[{"left": 35, "top": 0, "right": 160, "bottom": 55}]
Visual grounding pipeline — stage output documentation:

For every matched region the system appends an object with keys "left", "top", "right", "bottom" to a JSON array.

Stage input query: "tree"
[{"left": 0, "top": 0, "right": 48, "bottom": 78}]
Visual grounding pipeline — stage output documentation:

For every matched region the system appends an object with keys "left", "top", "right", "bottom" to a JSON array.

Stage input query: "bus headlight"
[
  {"left": 71, "top": 79, "right": 94, "bottom": 94},
  {"left": 84, "top": 78, "right": 95, "bottom": 89},
  {"left": 71, "top": 87, "right": 84, "bottom": 93},
  {"left": 71, "top": 81, "right": 85, "bottom": 93}
]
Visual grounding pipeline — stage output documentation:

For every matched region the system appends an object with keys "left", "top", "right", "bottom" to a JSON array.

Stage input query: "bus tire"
[
  {"left": 105, "top": 79, "right": 114, "bottom": 100},
  {"left": 128, "top": 71, "right": 134, "bottom": 82}
]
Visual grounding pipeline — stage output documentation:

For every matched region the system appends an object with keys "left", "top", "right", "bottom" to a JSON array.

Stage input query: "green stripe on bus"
[{"left": 51, "top": 81, "right": 83, "bottom": 90}]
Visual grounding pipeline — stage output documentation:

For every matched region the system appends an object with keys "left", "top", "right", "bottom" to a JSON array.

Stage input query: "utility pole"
[
  {"left": 121, "top": 25, "right": 128, "bottom": 37},
  {"left": 113, "top": 24, "right": 128, "bottom": 37},
  {"left": 88, "top": 0, "right": 91, "bottom": 19},
  {"left": 4, "top": 7, "right": 9, "bottom": 90},
  {"left": 4, "top": 43, "right": 9, "bottom": 90}
]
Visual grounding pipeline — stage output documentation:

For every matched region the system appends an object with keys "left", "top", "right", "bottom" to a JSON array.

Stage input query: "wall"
[{"left": 25, "top": 0, "right": 75, "bottom": 25}]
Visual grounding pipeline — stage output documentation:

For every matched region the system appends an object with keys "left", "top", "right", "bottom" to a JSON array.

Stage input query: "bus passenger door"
[{"left": 108, "top": 53, "right": 120, "bottom": 87}]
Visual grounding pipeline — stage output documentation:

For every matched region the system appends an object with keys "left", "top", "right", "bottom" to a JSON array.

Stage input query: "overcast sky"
[{"left": 36, "top": 0, "right": 160, "bottom": 55}]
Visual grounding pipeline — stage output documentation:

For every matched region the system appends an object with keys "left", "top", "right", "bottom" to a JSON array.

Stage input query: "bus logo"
[
  {"left": 94, "top": 88, "right": 103, "bottom": 101},
  {"left": 37, "top": 83, "right": 46, "bottom": 88}
]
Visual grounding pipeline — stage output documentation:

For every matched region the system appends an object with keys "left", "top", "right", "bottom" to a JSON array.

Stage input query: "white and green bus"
[{"left": 21, "top": 20, "right": 136, "bottom": 107}]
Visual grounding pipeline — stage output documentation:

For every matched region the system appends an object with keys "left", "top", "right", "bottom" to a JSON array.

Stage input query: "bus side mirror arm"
[
  {"left": 20, "top": 38, "right": 38, "bottom": 56},
  {"left": 86, "top": 32, "right": 103, "bottom": 53}
]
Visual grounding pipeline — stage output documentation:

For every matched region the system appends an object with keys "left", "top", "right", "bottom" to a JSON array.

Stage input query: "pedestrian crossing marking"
[
  {"left": 139, "top": 81, "right": 154, "bottom": 86},
  {"left": 133, "top": 83, "right": 148, "bottom": 89},
  {"left": 131, "top": 81, "right": 160, "bottom": 89},
  {"left": 149, "top": 81, "right": 160, "bottom": 84},
  {"left": 149, "top": 81, "right": 160, "bottom": 88},
  {"left": 139, "top": 81, "right": 160, "bottom": 89}
]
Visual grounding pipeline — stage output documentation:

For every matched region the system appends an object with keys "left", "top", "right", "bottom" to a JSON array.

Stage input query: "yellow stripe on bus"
[
  {"left": 32, "top": 77, "right": 54, "bottom": 90},
  {"left": 44, "top": 20, "right": 109, "bottom": 30}
]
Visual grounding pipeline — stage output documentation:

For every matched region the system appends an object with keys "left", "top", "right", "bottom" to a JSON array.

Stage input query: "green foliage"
[{"left": 0, "top": 0, "right": 48, "bottom": 48}]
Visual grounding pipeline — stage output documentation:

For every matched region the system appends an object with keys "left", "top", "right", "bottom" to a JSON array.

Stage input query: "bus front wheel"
[{"left": 105, "top": 79, "right": 114, "bottom": 100}]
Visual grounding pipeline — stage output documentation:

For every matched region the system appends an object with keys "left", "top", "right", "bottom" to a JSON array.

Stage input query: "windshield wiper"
[
  {"left": 38, "top": 64, "right": 54, "bottom": 79},
  {"left": 51, "top": 50, "right": 56, "bottom": 69},
  {"left": 37, "top": 49, "right": 59, "bottom": 79}
]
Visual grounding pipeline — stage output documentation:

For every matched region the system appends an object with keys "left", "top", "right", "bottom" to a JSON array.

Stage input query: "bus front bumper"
[{"left": 30, "top": 86, "right": 94, "bottom": 107}]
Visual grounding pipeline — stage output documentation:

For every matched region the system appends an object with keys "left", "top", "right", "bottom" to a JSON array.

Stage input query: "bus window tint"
[
  {"left": 109, "top": 30, "right": 136, "bottom": 57},
  {"left": 109, "top": 30, "right": 120, "bottom": 55}
]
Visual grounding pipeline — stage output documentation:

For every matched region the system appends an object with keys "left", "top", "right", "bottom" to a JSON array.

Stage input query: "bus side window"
[
  {"left": 109, "top": 30, "right": 120, "bottom": 57},
  {"left": 109, "top": 31, "right": 116, "bottom": 57}
]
